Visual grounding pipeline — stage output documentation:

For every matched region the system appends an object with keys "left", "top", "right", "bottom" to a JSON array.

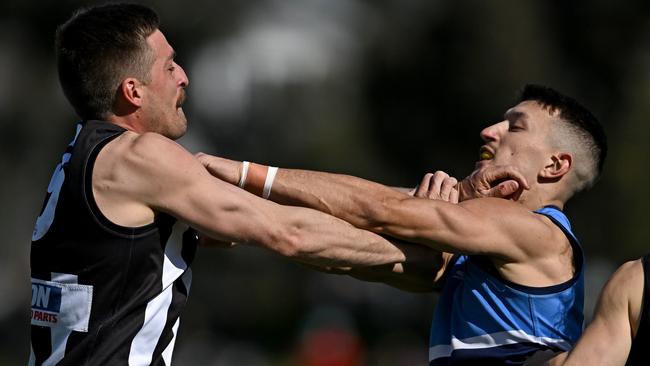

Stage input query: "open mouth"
[{"left": 479, "top": 147, "right": 494, "bottom": 161}]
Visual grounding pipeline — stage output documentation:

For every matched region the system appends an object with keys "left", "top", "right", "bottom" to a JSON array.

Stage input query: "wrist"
[
  {"left": 238, "top": 161, "right": 250, "bottom": 187},
  {"left": 238, "top": 161, "right": 278, "bottom": 199}
]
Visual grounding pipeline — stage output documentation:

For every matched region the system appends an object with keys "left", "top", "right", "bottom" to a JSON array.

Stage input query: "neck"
[
  {"left": 518, "top": 186, "right": 565, "bottom": 211},
  {"left": 105, "top": 113, "right": 147, "bottom": 134}
]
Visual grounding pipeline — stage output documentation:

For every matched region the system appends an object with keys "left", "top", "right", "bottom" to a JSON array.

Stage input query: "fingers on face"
[
  {"left": 488, "top": 166, "right": 529, "bottom": 189},
  {"left": 497, "top": 180, "right": 519, "bottom": 197}
]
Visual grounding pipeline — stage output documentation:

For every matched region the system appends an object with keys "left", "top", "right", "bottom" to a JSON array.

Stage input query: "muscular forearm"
[
  {"left": 270, "top": 169, "right": 408, "bottom": 230},
  {"left": 346, "top": 244, "right": 445, "bottom": 292},
  {"left": 263, "top": 203, "right": 412, "bottom": 268},
  {"left": 196, "top": 154, "right": 405, "bottom": 230},
  {"left": 302, "top": 240, "right": 446, "bottom": 292}
]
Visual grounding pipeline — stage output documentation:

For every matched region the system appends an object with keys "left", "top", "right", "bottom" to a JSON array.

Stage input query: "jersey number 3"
[{"left": 32, "top": 124, "right": 82, "bottom": 241}]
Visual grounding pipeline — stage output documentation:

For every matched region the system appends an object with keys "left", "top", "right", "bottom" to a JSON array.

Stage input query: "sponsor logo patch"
[
  {"left": 31, "top": 283, "right": 61, "bottom": 324},
  {"left": 30, "top": 278, "right": 93, "bottom": 332}
]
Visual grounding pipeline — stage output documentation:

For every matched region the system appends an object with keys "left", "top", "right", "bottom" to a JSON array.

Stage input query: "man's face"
[
  {"left": 476, "top": 100, "right": 556, "bottom": 184},
  {"left": 141, "top": 29, "right": 189, "bottom": 140}
]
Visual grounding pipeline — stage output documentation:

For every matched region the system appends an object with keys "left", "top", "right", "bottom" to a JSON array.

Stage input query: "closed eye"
[{"left": 508, "top": 123, "right": 524, "bottom": 132}]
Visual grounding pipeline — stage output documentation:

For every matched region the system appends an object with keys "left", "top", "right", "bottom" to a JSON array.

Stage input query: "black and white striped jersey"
[{"left": 29, "top": 120, "right": 197, "bottom": 365}]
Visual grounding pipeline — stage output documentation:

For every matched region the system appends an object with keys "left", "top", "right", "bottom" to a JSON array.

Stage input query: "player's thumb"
[{"left": 486, "top": 180, "right": 520, "bottom": 198}]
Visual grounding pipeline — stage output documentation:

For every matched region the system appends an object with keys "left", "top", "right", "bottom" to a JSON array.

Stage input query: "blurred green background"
[{"left": 2, "top": 0, "right": 649, "bottom": 365}]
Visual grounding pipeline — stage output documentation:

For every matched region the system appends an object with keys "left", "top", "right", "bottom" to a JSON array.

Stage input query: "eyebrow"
[
  {"left": 504, "top": 110, "right": 528, "bottom": 123},
  {"left": 167, "top": 50, "right": 176, "bottom": 62}
]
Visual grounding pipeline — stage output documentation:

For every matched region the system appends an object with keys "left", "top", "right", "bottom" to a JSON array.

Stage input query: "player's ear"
[
  {"left": 117, "top": 78, "right": 144, "bottom": 108},
  {"left": 112, "top": 78, "right": 144, "bottom": 116},
  {"left": 540, "top": 152, "right": 572, "bottom": 180}
]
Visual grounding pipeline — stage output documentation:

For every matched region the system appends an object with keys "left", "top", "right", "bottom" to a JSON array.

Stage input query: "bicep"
[
  {"left": 376, "top": 197, "right": 530, "bottom": 260},
  {"left": 562, "top": 262, "right": 638, "bottom": 366},
  {"left": 121, "top": 134, "right": 279, "bottom": 245}
]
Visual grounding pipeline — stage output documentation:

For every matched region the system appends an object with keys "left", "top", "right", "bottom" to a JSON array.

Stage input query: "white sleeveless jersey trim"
[{"left": 429, "top": 329, "right": 573, "bottom": 361}]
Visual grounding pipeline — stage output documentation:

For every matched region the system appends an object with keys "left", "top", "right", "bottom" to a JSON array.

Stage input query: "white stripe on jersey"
[
  {"left": 128, "top": 286, "right": 173, "bottom": 365},
  {"left": 162, "top": 237, "right": 187, "bottom": 289},
  {"left": 41, "top": 273, "right": 84, "bottom": 366},
  {"left": 44, "top": 326, "right": 70, "bottom": 366},
  {"left": 429, "top": 330, "right": 573, "bottom": 361},
  {"left": 161, "top": 318, "right": 180, "bottom": 365},
  {"left": 28, "top": 343, "right": 35, "bottom": 366},
  {"left": 129, "top": 239, "right": 188, "bottom": 365}
]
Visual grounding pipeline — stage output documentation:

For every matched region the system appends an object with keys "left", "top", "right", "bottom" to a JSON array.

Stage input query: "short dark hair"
[
  {"left": 518, "top": 84, "right": 607, "bottom": 190},
  {"left": 55, "top": 3, "right": 160, "bottom": 120}
]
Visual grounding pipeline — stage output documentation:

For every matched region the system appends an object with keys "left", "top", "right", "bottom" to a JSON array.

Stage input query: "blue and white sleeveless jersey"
[{"left": 429, "top": 206, "right": 584, "bottom": 365}]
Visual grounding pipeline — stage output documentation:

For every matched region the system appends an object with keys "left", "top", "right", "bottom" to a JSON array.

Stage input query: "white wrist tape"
[
  {"left": 262, "top": 166, "right": 278, "bottom": 199},
  {"left": 238, "top": 161, "right": 250, "bottom": 188}
]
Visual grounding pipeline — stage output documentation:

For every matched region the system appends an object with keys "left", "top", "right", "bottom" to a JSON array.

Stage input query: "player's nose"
[{"left": 480, "top": 121, "right": 506, "bottom": 143}]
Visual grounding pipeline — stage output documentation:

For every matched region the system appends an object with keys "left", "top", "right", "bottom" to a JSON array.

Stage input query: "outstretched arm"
[
  {"left": 525, "top": 259, "right": 643, "bottom": 366},
  {"left": 98, "top": 132, "right": 411, "bottom": 269},
  {"left": 195, "top": 155, "right": 545, "bottom": 262}
]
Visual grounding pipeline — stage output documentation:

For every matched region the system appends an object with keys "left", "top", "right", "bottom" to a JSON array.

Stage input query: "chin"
[
  {"left": 169, "top": 126, "right": 187, "bottom": 140},
  {"left": 167, "top": 113, "right": 188, "bottom": 140},
  {"left": 474, "top": 160, "right": 491, "bottom": 170}
]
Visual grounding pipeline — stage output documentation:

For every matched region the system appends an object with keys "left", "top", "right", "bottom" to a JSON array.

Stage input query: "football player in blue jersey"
[{"left": 197, "top": 85, "right": 607, "bottom": 364}]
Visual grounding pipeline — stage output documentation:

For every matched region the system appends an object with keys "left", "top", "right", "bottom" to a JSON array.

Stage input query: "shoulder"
[
  {"left": 109, "top": 132, "right": 195, "bottom": 172},
  {"left": 460, "top": 198, "right": 570, "bottom": 260},
  {"left": 127, "top": 132, "right": 187, "bottom": 158},
  {"left": 97, "top": 131, "right": 204, "bottom": 198},
  {"left": 606, "top": 259, "right": 643, "bottom": 294},
  {"left": 603, "top": 259, "right": 643, "bottom": 303},
  {"left": 597, "top": 259, "right": 643, "bottom": 321},
  {"left": 614, "top": 259, "right": 643, "bottom": 280}
]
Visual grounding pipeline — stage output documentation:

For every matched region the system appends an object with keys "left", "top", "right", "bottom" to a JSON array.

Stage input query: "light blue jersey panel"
[{"left": 429, "top": 206, "right": 584, "bottom": 365}]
